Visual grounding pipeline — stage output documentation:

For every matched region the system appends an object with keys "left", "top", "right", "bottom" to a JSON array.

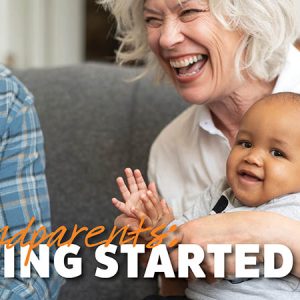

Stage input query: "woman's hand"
[
  {"left": 113, "top": 168, "right": 174, "bottom": 242},
  {"left": 112, "top": 168, "right": 163, "bottom": 242},
  {"left": 169, "top": 211, "right": 300, "bottom": 278},
  {"left": 112, "top": 168, "right": 159, "bottom": 217},
  {"left": 114, "top": 213, "right": 140, "bottom": 231}
]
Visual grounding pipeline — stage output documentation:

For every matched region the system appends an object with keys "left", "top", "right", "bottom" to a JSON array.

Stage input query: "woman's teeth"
[{"left": 169, "top": 54, "right": 204, "bottom": 68}]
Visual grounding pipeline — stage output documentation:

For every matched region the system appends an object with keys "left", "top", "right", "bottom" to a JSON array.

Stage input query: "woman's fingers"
[
  {"left": 114, "top": 213, "right": 139, "bottom": 230},
  {"left": 134, "top": 169, "right": 147, "bottom": 191},
  {"left": 116, "top": 177, "right": 130, "bottom": 201},
  {"left": 125, "top": 168, "right": 139, "bottom": 193},
  {"left": 117, "top": 168, "right": 151, "bottom": 200},
  {"left": 130, "top": 206, "right": 156, "bottom": 241}
]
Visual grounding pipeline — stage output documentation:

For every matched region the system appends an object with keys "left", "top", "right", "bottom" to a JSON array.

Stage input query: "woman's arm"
[{"left": 170, "top": 211, "right": 300, "bottom": 277}]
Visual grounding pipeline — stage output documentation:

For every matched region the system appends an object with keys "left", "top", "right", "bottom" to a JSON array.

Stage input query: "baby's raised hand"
[
  {"left": 112, "top": 168, "right": 154, "bottom": 217},
  {"left": 131, "top": 190, "right": 175, "bottom": 229}
]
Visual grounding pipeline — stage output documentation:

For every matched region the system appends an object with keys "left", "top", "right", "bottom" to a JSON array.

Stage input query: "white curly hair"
[{"left": 98, "top": 0, "right": 299, "bottom": 82}]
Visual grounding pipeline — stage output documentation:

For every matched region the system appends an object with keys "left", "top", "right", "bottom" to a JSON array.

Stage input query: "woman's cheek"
[{"left": 147, "top": 30, "right": 159, "bottom": 53}]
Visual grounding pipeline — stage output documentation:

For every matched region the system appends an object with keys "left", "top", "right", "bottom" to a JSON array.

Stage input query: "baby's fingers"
[
  {"left": 134, "top": 169, "right": 147, "bottom": 191},
  {"left": 131, "top": 206, "right": 153, "bottom": 228},
  {"left": 141, "top": 193, "right": 158, "bottom": 221},
  {"left": 147, "top": 190, "right": 163, "bottom": 218},
  {"left": 148, "top": 182, "right": 159, "bottom": 198},
  {"left": 161, "top": 198, "right": 173, "bottom": 216}
]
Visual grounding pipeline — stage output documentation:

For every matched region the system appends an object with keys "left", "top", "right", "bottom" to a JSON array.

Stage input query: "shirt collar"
[
  {"left": 197, "top": 105, "right": 227, "bottom": 139},
  {"left": 196, "top": 104, "right": 230, "bottom": 148}
]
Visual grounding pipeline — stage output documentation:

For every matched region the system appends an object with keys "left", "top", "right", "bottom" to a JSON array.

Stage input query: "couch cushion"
[{"left": 15, "top": 63, "right": 187, "bottom": 300}]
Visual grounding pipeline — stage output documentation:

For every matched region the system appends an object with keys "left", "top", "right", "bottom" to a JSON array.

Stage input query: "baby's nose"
[{"left": 244, "top": 149, "right": 263, "bottom": 167}]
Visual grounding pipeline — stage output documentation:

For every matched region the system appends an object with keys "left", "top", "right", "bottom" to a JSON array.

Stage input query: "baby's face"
[{"left": 227, "top": 100, "right": 300, "bottom": 206}]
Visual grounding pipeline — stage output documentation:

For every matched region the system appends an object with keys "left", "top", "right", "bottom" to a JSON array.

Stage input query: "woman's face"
[{"left": 143, "top": 0, "right": 244, "bottom": 104}]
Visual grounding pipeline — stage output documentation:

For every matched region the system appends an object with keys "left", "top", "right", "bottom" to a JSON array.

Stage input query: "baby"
[{"left": 112, "top": 92, "right": 300, "bottom": 299}]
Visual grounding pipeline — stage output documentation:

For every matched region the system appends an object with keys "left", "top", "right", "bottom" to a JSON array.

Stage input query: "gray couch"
[{"left": 15, "top": 63, "right": 187, "bottom": 300}]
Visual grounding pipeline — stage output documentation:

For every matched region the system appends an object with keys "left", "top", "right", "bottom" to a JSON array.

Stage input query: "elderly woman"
[{"left": 99, "top": 0, "right": 300, "bottom": 298}]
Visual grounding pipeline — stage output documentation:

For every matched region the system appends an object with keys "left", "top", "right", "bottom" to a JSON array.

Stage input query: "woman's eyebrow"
[
  {"left": 144, "top": 0, "right": 196, "bottom": 13},
  {"left": 143, "top": 6, "right": 160, "bottom": 14}
]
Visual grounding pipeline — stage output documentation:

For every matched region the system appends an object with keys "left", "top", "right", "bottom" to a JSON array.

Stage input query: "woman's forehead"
[{"left": 143, "top": 0, "right": 208, "bottom": 7}]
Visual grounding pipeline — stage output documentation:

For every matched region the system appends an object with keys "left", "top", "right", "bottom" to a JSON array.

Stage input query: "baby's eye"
[
  {"left": 144, "top": 17, "right": 162, "bottom": 28},
  {"left": 270, "top": 149, "right": 285, "bottom": 158},
  {"left": 238, "top": 141, "right": 252, "bottom": 148}
]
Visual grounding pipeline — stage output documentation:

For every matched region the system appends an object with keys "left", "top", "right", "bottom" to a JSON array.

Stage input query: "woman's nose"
[
  {"left": 159, "top": 19, "right": 184, "bottom": 49},
  {"left": 244, "top": 149, "right": 263, "bottom": 167}
]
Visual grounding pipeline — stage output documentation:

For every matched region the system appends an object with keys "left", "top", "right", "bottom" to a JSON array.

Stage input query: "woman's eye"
[
  {"left": 144, "top": 17, "right": 162, "bottom": 28},
  {"left": 238, "top": 141, "right": 252, "bottom": 148},
  {"left": 181, "top": 9, "right": 200, "bottom": 16},
  {"left": 271, "top": 149, "right": 285, "bottom": 158},
  {"left": 180, "top": 9, "right": 203, "bottom": 22}
]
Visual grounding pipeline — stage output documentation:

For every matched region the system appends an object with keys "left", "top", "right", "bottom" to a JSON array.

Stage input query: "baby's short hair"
[
  {"left": 242, "top": 92, "right": 300, "bottom": 121},
  {"left": 260, "top": 92, "right": 300, "bottom": 106}
]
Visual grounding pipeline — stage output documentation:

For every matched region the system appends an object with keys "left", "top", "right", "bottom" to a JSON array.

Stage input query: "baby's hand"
[
  {"left": 112, "top": 168, "right": 156, "bottom": 217},
  {"left": 131, "top": 190, "right": 175, "bottom": 229}
]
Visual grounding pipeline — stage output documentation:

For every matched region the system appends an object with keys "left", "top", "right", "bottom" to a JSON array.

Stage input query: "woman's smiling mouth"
[{"left": 169, "top": 54, "right": 208, "bottom": 79}]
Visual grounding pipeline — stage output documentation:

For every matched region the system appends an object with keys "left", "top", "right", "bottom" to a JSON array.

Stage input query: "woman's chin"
[{"left": 176, "top": 88, "right": 211, "bottom": 105}]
